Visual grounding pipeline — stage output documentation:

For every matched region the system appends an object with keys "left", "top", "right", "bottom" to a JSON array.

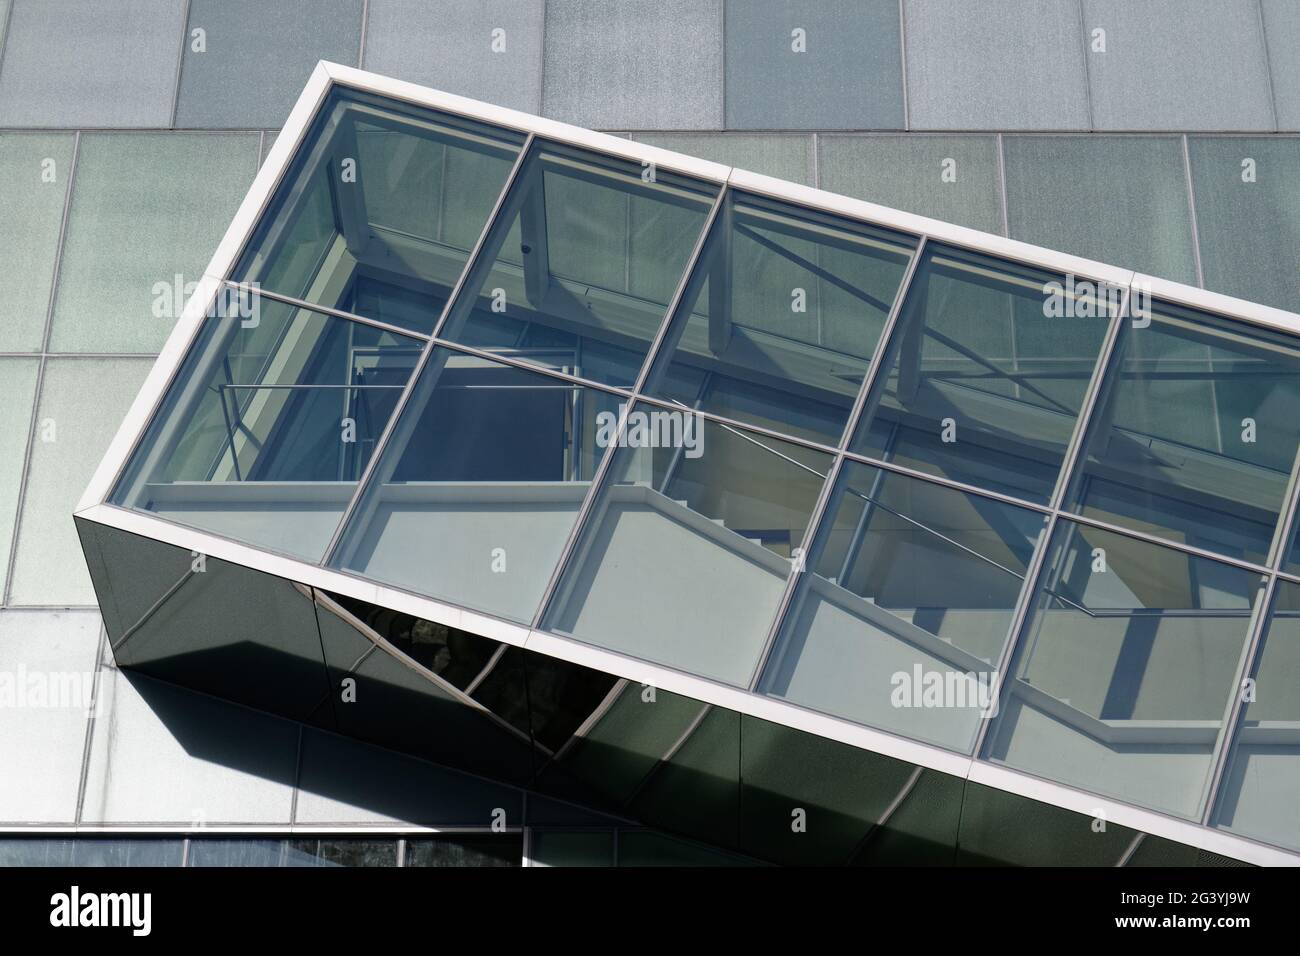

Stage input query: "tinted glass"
[
  {"left": 330, "top": 348, "right": 621, "bottom": 624},
  {"left": 1213, "top": 579, "right": 1300, "bottom": 852},
  {"left": 437, "top": 140, "right": 719, "bottom": 388},
  {"left": 850, "top": 244, "right": 1117, "bottom": 504},
  {"left": 233, "top": 88, "right": 525, "bottom": 335},
  {"left": 983, "top": 519, "right": 1262, "bottom": 819},
  {"left": 1066, "top": 299, "right": 1300, "bottom": 565},
  {"left": 542, "top": 407, "right": 833, "bottom": 686},
  {"left": 645, "top": 190, "right": 917, "bottom": 444},
  {"left": 405, "top": 836, "right": 522, "bottom": 867},
  {"left": 111, "top": 299, "right": 421, "bottom": 562},
  {"left": 762, "top": 461, "right": 1045, "bottom": 752}
]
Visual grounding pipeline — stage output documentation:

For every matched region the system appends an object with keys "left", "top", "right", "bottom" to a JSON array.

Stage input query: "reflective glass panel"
[
  {"left": 330, "top": 348, "right": 621, "bottom": 624},
  {"left": 283, "top": 839, "right": 398, "bottom": 867},
  {"left": 405, "top": 836, "right": 522, "bottom": 867},
  {"left": 983, "top": 519, "right": 1262, "bottom": 819},
  {"left": 1066, "top": 299, "right": 1300, "bottom": 565},
  {"left": 850, "top": 244, "right": 1117, "bottom": 504},
  {"left": 72, "top": 840, "right": 183, "bottom": 867},
  {"left": 233, "top": 88, "right": 526, "bottom": 335},
  {"left": 437, "top": 140, "right": 719, "bottom": 388},
  {"left": 645, "top": 190, "right": 917, "bottom": 445},
  {"left": 112, "top": 299, "right": 422, "bottom": 561},
  {"left": 761, "top": 461, "right": 1046, "bottom": 752},
  {"left": 1213, "top": 579, "right": 1300, "bottom": 852},
  {"left": 542, "top": 406, "right": 833, "bottom": 686}
]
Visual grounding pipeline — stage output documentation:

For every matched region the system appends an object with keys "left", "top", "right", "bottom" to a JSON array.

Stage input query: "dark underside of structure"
[{"left": 76, "top": 516, "right": 1245, "bottom": 867}]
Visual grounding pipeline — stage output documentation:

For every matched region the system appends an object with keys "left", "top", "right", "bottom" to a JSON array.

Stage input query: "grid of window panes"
[
  {"left": 108, "top": 84, "right": 1300, "bottom": 854},
  {"left": 0, "top": 831, "right": 750, "bottom": 867}
]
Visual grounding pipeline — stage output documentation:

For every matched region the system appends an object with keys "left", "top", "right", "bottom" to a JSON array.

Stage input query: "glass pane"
[
  {"left": 233, "top": 87, "right": 526, "bottom": 335},
  {"left": 330, "top": 348, "right": 621, "bottom": 624},
  {"left": 0, "top": 839, "right": 75, "bottom": 866},
  {"left": 404, "top": 836, "right": 522, "bottom": 867},
  {"left": 437, "top": 140, "right": 719, "bottom": 389},
  {"left": 1066, "top": 299, "right": 1300, "bottom": 565},
  {"left": 542, "top": 407, "right": 833, "bottom": 686},
  {"left": 111, "top": 299, "right": 422, "bottom": 562},
  {"left": 850, "top": 244, "right": 1118, "bottom": 504},
  {"left": 983, "top": 519, "right": 1262, "bottom": 819},
  {"left": 187, "top": 840, "right": 288, "bottom": 867},
  {"left": 1214, "top": 579, "right": 1300, "bottom": 852},
  {"left": 537, "top": 684, "right": 708, "bottom": 810},
  {"left": 645, "top": 190, "right": 916, "bottom": 445},
  {"left": 72, "top": 840, "right": 183, "bottom": 867},
  {"left": 283, "top": 839, "right": 398, "bottom": 867},
  {"left": 313, "top": 592, "right": 536, "bottom": 784},
  {"left": 323, "top": 591, "right": 498, "bottom": 689},
  {"left": 761, "top": 462, "right": 1046, "bottom": 752}
]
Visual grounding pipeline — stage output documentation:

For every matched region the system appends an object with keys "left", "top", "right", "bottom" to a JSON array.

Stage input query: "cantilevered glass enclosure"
[{"left": 76, "top": 63, "right": 1300, "bottom": 866}]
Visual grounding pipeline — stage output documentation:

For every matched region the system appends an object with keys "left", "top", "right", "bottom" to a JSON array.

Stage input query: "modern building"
[{"left": 3, "top": 1, "right": 1300, "bottom": 868}]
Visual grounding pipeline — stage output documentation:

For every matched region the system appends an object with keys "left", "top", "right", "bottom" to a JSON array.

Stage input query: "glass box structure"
[{"left": 74, "top": 63, "right": 1300, "bottom": 866}]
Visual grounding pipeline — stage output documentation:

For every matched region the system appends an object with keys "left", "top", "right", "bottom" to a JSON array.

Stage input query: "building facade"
[{"left": 3, "top": 0, "right": 1300, "bottom": 867}]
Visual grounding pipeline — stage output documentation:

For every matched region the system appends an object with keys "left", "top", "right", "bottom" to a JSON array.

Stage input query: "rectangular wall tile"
[
  {"left": 0, "top": 133, "right": 74, "bottom": 352},
  {"left": 903, "top": 0, "right": 1090, "bottom": 131},
  {"left": 0, "top": 610, "right": 101, "bottom": 823},
  {"left": 1188, "top": 136, "right": 1300, "bottom": 312},
  {"left": 49, "top": 132, "right": 257, "bottom": 354},
  {"left": 0, "top": 358, "right": 38, "bottom": 603},
  {"left": 724, "top": 0, "right": 903, "bottom": 130},
  {"left": 542, "top": 0, "right": 723, "bottom": 130},
  {"left": 634, "top": 132, "right": 812, "bottom": 183},
  {"left": 1262, "top": 0, "right": 1300, "bottom": 131},
  {"left": 363, "top": 0, "right": 544, "bottom": 113},
  {"left": 175, "top": 0, "right": 363, "bottom": 129},
  {"left": 1082, "top": 0, "right": 1274, "bottom": 131},
  {"left": 81, "top": 669, "right": 297, "bottom": 824},
  {"left": 818, "top": 134, "right": 1002, "bottom": 233},
  {"left": 1003, "top": 134, "right": 1197, "bottom": 284},
  {"left": 0, "top": 0, "right": 184, "bottom": 127},
  {"left": 7, "top": 357, "right": 152, "bottom": 606}
]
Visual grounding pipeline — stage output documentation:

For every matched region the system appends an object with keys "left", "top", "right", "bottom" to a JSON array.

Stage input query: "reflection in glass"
[
  {"left": 437, "top": 141, "right": 719, "bottom": 389},
  {"left": 234, "top": 88, "right": 526, "bottom": 334},
  {"left": 283, "top": 839, "right": 398, "bottom": 867},
  {"left": 72, "top": 840, "right": 183, "bottom": 867},
  {"left": 405, "top": 836, "right": 522, "bottom": 867},
  {"left": 110, "top": 300, "right": 421, "bottom": 562},
  {"left": 0, "top": 840, "right": 75, "bottom": 866},
  {"left": 761, "top": 462, "right": 1045, "bottom": 752},
  {"left": 187, "top": 840, "right": 288, "bottom": 867},
  {"left": 1214, "top": 580, "right": 1300, "bottom": 852},
  {"left": 313, "top": 592, "right": 537, "bottom": 785},
  {"left": 542, "top": 408, "right": 833, "bottom": 685},
  {"left": 330, "top": 348, "right": 621, "bottom": 624},
  {"left": 850, "top": 244, "right": 1116, "bottom": 504},
  {"left": 645, "top": 190, "right": 917, "bottom": 445},
  {"left": 983, "top": 520, "right": 1262, "bottom": 819},
  {"left": 1066, "top": 299, "right": 1300, "bottom": 565},
  {"left": 326, "top": 591, "right": 498, "bottom": 688}
]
